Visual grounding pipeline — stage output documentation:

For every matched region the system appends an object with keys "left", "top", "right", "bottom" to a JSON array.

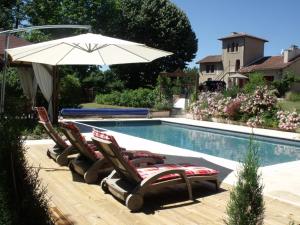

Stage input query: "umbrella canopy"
[
  {"left": 6, "top": 33, "right": 172, "bottom": 66},
  {"left": 229, "top": 73, "right": 248, "bottom": 79}
]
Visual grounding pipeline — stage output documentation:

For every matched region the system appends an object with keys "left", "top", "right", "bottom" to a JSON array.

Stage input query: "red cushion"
[
  {"left": 93, "top": 129, "right": 120, "bottom": 148},
  {"left": 35, "top": 107, "right": 49, "bottom": 123},
  {"left": 60, "top": 122, "right": 102, "bottom": 160},
  {"left": 136, "top": 164, "right": 219, "bottom": 182},
  {"left": 93, "top": 129, "right": 165, "bottom": 161}
]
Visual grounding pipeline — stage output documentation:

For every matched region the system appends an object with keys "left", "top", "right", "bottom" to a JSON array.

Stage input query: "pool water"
[{"left": 77, "top": 120, "right": 300, "bottom": 166}]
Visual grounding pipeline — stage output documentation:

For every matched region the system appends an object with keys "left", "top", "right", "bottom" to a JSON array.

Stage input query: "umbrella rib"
[
  {"left": 56, "top": 45, "right": 77, "bottom": 65},
  {"left": 111, "top": 44, "right": 151, "bottom": 62},
  {"left": 97, "top": 49, "right": 106, "bottom": 65},
  {"left": 11, "top": 42, "right": 63, "bottom": 60}
]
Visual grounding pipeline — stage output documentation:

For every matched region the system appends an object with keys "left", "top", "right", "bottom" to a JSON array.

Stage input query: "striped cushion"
[
  {"left": 92, "top": 129, "right": 165, "bottom": 161},
  {"left": 136, "top": 164, "right": 219, "bottom": 182},
  {"left": 61, "top": 122, "right": 102, "bottom": 160}
]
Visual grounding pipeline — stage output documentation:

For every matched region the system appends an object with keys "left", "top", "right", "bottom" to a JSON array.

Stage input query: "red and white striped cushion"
[
  {"left": 35, "top": 107, "right": 50, "bottom": 123},
  {"left": 92, "top": 129, "right": 165, "bottom": 161},
  {"left": 136, "top": 164, "right": 219, "bottom": 182}
]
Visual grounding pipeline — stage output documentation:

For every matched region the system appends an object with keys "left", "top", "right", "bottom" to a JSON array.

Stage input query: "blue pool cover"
[{"left": 60, "top": 108, "right": 150, "bottom": 116}]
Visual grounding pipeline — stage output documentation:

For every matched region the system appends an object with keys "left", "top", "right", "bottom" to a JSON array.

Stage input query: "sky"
[{"left": 171, "top": 0, "right": 300, "bottom": 68}]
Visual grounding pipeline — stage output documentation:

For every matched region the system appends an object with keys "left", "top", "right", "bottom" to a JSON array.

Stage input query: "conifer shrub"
[
  {"left": 0, "top": 115, "right": 53, "bottom": 225},
  {"left": 225, "top": 136, "right": 265, "bottom": 225}
]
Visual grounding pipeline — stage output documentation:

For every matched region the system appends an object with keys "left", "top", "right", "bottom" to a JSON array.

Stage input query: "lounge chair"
[
  {"left": 59, "top": 122, "right": 165, "bottom": 184},
  {"left": 91, "top": 134, "right": 220, "bottom": 212},
  {"left": 35, "top": 107, "right": 77, "bottom": 166}
]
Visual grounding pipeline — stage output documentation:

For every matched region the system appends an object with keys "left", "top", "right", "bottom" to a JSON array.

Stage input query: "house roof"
[
  {"left": 218, "top": 32, "right": 268, "bottom": 42},
  {"left": 0, "top": 35, "right": 31, "bottom": 58},
  {"left": 196, "top": 55, "right": 222, "bottom": 64},
  {"left": 239, "top": 55, "right": 300, "bottom": 73}
]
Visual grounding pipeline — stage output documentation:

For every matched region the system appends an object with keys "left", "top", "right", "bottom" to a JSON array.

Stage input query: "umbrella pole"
[{"left": 52, "top": 66, "right": 59, "bottom": 124}]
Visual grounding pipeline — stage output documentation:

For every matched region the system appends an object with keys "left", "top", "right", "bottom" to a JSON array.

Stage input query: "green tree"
[
  {"left": 59, "top": 74, "right": 82, "bottom": 108},
  {"left": 225, "top": 136, "right": 265, "bottom": 225},
  {"left": 243, "top": 72, "right": 266, "bottom": 94},
  {"left": 113, "top": 0, "right": 197, "bottom": 88},
  {"left": 272, "top": 71, "right": 297, "bottom": 97},
  {"left": 0, "top": 0, "right": 25, "bottom": 30}
]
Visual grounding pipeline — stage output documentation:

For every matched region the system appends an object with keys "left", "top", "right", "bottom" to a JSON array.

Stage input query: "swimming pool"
[{"left": 76, "top": 120, "right": 300, "bottom": 166}]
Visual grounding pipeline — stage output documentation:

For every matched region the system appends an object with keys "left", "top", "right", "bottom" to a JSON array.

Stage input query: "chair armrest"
[{"left": 138, "top": 169, "right": 193, "bottom": 200}]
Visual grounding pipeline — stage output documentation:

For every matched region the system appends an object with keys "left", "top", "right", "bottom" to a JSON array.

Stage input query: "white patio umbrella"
[{"left": 6, "top": 33, "right": 172, "bottom": 65}]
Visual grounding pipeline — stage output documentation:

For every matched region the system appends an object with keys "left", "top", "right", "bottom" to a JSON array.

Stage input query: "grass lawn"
[
  {"left": 278, "top": 100, "right": 300, "bottom": 113},
  {"left": 80, "top": 102, "right": 131, "bottom": 109}
]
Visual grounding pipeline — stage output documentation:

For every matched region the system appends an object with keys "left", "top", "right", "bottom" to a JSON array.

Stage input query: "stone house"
[{"left": 196, "top": 32, "right": 300, "bottom": 88}]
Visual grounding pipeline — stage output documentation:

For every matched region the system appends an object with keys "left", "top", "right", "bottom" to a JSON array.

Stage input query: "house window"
[
  {"left": 235, "top": 43, "right": 238, "bottom": 51},
  {"left": 227, "top": 44, "right": 230, "bottom": 52},
  {"left": 206, "top": 65, "right": 210, "bottom": 73},
  {"left": 231, "top": 42, "right": 235, "bottom": 52},
  {"left": 235, "top": 60, "right": 240, "bottom": 71},
  {"left": 205, "top": 64, "right": 215, "bottom": 73}
]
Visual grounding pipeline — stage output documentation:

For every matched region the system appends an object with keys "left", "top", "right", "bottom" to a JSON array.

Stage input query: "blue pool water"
[{"left": 76, "top": 120, "right": 300, "bottom": 166}]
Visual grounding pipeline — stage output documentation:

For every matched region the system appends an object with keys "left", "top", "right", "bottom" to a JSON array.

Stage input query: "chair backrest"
[
  {"left": 92, "top": 129, "right": 121, "bottom": 150},
  {"left": 35, "top": 107, "right": 68, "bottom": 149},
  {"left": 59, "top": 122, "right": 99, "bottom": 162},
  {"left": 91, "top": 135, "right": 142, "bottom": 184}
]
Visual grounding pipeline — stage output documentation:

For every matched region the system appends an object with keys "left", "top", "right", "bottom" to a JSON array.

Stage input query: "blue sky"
[{"left": 171, "top": 0, "right": 300, "bottom": 68}]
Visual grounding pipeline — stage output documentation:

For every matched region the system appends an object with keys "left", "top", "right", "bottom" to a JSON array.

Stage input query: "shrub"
[
  {"left": 224, "top": 99, "right": 242, "bottom": 120},
  {"left": 223, "top": 86, "right": 240, "bottom": 98},
  {"left": 277, "top": 110, "right": 300, "bottom": 131},
  {"left": 59, "top": 74, "right": 82, "bottom": 108},
  {"left": 272, "top": 71, "right": 297, "bottom": 97},
  {"left": 225, "top": 136, "right": 265, "bottom": 225},
  {"left": 286, "top": 91, "right": 300, "bottom": 101},
  {"left": 243, "top": 72, "right": 266, "bottom": 94},
  {"left": 0, "top": 115, "right": 53, "bottom": 224},
  {"left": 95, "top": 88, "right": 155, "bottom": 108},
  {"left": 240, "top": 86, "right": 277, "bottom": 116}
]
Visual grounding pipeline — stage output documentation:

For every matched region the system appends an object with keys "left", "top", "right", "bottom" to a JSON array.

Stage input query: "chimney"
[
  {"left": 231, "top": 32, "right": 238, "bottom": 35},
  {"left": 284, "top": 45, "right": 300, "bottom": 63}
]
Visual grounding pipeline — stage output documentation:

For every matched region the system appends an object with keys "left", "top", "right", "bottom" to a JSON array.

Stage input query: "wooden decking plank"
[{"left": 25, "top": 143, "right": 300, "bottom": 225}]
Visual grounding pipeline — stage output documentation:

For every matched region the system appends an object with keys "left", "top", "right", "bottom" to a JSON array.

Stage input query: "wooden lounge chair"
[
  {"left": 60, "top": 122, "right": 165, "bottom": 184},
  {"left": 35, "top": 107, "right": 77, "bottom": 166},
  {"left": 91, "top": 135, "right": 220, "bottom": 212}
]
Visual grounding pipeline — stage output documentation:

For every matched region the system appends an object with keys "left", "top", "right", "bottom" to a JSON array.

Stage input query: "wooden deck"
[{"left": 26, "top": 143, "right": 300, "bottom": 225}]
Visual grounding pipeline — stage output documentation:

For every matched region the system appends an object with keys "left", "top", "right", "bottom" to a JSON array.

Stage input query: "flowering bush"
[
  {"left": 240, "top": 86, "right": 277, "bottom": 116},
  {"left": 190, "top": 86, "right": 299, "bottom": 132},
  {"left": 224, "top": 98, "right": 242, "bottom": 119},
  {"left": 246, "top": 116, "right": 264, "bottom": 128},
  {"left": 277, "top": 111, "right": 300, "bottom": 131}
]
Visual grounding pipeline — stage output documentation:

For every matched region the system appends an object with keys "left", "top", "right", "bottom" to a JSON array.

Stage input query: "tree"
[
  {"left": 225, "top": 136, "right": 265, "bottom": 225},
  {"left": 0, "top": 0, "right": 25, "bottom": 30},
  {"left": 24, "top": 0, "right": 197, "bottom": 88},
  {"left": 243, "top": 72, "right": 266, "bottom": 94},
  {"left": 112, "top": 0, "right": 198, "bottom": 88}
]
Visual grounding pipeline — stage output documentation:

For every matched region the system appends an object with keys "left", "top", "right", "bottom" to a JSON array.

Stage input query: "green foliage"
[
  {"left": 225, "top": 137, "right": 265, "bottom": 225},
  {"left": 272, "top": 71, "right": 297, "bottom": 97},
  {"left": 59, "top": 74, "right": 82, "bottom": 108},
  {"left": 223, "top": 86, "right": 240, "bottom": 98},
  {"left": 0, "top": 115, "right": 53, "bottom": 225},
  {"left": 0, "top": 0, "right": 25, "bottom": 29},
  {"left": 286, "top": 91, "right": 300, "bottom": 101},
  {"left": 95, "top": 88, "right": 155, "bottom": 108},
  {"left": 260, "top": 110, "right": 278, "bottom": 128},
  {"left": 172, "top": 77, "right": 182, "bottom": 95},
  {"left": 155, "top": 75, "right": 173, "bottom": 110},
  {"left": 20, "top": 30, "right": 51, "bottom": 43},
  {"left": 113, "top": 0, "right": 197, "bottom": 88},
  {"left": 82, "top": 70, "right": 125, "bottom": 93},
  {"left": 243, "top": 72, "right": 266, "bottom": 94}
]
